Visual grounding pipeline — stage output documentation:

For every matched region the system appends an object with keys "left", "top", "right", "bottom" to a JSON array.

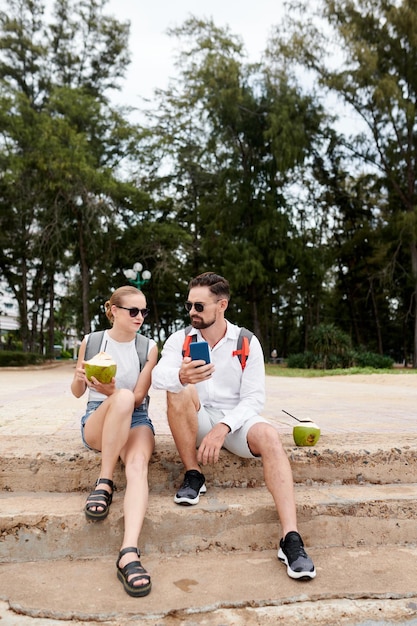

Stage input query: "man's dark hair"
[{"left": 188, "top": 272, "right": 230, "bottom": 300}]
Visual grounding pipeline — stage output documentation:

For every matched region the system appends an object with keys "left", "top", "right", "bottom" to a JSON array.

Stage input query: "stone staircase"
[{"left": 1, "top": 431, "right": 417, "bottom": 625}]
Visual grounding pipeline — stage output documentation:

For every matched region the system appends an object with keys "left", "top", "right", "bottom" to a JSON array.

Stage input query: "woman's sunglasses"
[{"left": 116, "top": 305, "right": 149, "bottom": 318}]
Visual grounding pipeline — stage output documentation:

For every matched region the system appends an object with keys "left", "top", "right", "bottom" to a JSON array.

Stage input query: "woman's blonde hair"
[{"left": 104, "top": 286, "right": 144, "bottom": 325}]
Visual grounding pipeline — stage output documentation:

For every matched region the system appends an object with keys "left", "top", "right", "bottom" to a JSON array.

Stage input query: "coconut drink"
[
  {"left": 292, "top": 421, "right": 321, "bottom": 446},
  {"left": 282, "top": 410, "right": 321, "bottom": 447},
  {"left": 84, "top": 351, "right": 117, "bottom": 384}
]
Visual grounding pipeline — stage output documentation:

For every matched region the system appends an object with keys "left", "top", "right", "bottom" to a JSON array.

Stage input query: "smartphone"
[{"left": 189, "top": 341, "right": 211, "bottom": 364}]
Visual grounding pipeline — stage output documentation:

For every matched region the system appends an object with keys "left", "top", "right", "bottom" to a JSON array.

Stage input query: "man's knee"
[
  {"left": 247, "top": 422, "right": 284, "bottom": 456},
  {"left": 167, "top": 387, "right": 199, "bottom": 415}
]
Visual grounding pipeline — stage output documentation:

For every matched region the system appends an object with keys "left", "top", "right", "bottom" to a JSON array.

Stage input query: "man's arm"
[
  {"left": 219, "top": 335, "right": 266, "bottom": 434},
  {"left": 152, "top": 330, "right": 215, "bottom": 391},
  {"left": 151, "top": 331, "right": 185, "bottom": 393}
]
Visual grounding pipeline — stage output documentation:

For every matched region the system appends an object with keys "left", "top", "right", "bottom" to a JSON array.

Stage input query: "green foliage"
[
  {"left": 286, "top": 351, "right": 394, "bottom": 370},
  {"left": 0, "top": 0, "right": 145, "bottom": 348},
  {"left": 0, "top": 351, "right": 46, "bottom": 367},
  {"left": 1, "top": 3, "right": 417, "bottom": 367},
  {"left": 310, "top": 323, "right": 350, "bottom": 349},
  {"left": 271, "top": 0, "right": 417, "bottom": 365},
  {"left": 265, "top": 364, "right": 404, "bottom": 377},
  {"left": 287, "top": 322, "right": 394, "bottom": 369},
  {"left": 286, "top": 351, "right": 316, "bottom": 369},
  {"left": 352, "top": 350, "right": 394, "bottom": 369},
  {"left": 141, "top": 16, "right": 325, "bottom": 349},
  {"left": 287, "top": 346, "right": 394, "bottom": 370}
]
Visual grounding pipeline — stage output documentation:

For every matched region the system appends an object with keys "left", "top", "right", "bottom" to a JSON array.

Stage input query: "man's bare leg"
[
  {"left": 166, "top": 387, "right": 206, "bottom": 505},
  {"left": 248, "top": 422, "right": 316, "bottom": 580},
  {"left": 166, "top": 387, "right": 200, "bottom": 471}
]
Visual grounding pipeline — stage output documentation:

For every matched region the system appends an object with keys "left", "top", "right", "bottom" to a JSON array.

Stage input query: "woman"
[{"left": 71, "top": 286, "right": 157, "bottom": 597}]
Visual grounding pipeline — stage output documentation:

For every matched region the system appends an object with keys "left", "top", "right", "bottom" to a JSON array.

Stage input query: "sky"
[{"left": 106, "top": 0, "right": 285, "bottom": 109}]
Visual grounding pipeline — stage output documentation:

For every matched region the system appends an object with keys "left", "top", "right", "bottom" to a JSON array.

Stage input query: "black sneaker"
[
  {"left": 278, "top": 531, "right": 316, "bottom": 580},
  {"left": 174, "top": 470, "right": 207, "bottom": 505}
]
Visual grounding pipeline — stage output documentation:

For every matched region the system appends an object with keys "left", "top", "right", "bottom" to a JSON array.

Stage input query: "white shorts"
[{"left": 197, "top": 405, "right": 269, "bottom": 459}]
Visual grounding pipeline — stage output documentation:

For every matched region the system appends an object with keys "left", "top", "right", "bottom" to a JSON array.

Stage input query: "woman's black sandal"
[
  {"left": 84, "top": 478, "right": 114, "bottom": 521},
  {"left": 116, "top": 547, "right": 152, "bottom": 597}
]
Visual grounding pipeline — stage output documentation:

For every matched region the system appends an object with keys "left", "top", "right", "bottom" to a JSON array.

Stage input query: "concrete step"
[
  {"left": 2, "top": 483, "right": 417, "bottom": 563},
  {"left": 2, "top": 366, "right": 417, "bottom": 624},
  {"left": 1, "top": 434, "right": 417, "bottom": 492},
  {"left": 0, "top": 546, "right": 417, "bottom": 625}
]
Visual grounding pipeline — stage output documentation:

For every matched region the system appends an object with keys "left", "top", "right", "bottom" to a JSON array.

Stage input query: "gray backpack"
[
  {"left": 84, "top": 330, "right": 150, "bottom": 408},
  {"left": 85, "top": 331, "right": 150, "bottom": 372}
]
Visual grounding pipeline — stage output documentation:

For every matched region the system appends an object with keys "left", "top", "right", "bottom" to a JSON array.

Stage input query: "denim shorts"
[{"left": 80, "top": 400, "right": 155, "bottom": 450}]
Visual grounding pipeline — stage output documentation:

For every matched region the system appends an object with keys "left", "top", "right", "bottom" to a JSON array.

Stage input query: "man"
[{"left": 152, "top": 272, "right": 316, "bottom": 580}]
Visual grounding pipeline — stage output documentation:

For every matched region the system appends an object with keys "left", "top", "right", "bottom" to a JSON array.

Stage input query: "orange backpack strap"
[
  {"left": 182, "top": 325, "right": 195, "bottom": 357},
  {"left": 232, "top": 328, "right": 253, "bottom": 370}
]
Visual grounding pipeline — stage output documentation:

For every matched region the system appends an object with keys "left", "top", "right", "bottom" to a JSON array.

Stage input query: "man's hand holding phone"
[
  {"left": 179, "top": 341, "right": 214, "bottom": 385},
  {"left": 189, "top": 341, "right": 210, "bottom": 365}
]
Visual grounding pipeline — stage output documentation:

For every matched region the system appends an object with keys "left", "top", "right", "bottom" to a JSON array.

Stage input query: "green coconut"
[
  {"left": 293, "top": 422, "right": 321, "bottom": 447},
  {"left": 84, "top": 351, "right": 117, "bottom": 384}
]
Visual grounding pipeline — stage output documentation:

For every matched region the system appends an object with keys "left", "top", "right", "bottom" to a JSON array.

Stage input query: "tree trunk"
[
  {"left": 411, "top": 241, "right": 417, "bottom": 368},
  {"left": 78, "top": 216, "right": 91, "bottom": 336},
  {"left": 48, "top": 274, "right": 55, "bottom": 356},
  {"left": 369, "top": 278, "right": 383, "bottom": 355},
  {"left": 251, "top": 299, "right": 262, "bottom": 345},
  {"left": 19, "top": 258, "right": 29, "bottom": 352}
]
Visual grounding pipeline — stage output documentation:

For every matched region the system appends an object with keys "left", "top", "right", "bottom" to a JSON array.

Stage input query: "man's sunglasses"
[
  {"left": 116, "top": 305, "right": 149, "bottom": 318},
  {"left": 184, "top": 300, "right": 220, "bottom": 313}
]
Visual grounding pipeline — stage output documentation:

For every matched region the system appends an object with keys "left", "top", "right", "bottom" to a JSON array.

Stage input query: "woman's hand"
[
  {"left": 74, "top": 364, "right": 87, "bottom": 383},
  {"left": 88, "top": 376, "right": 116, "bottom": 396}
]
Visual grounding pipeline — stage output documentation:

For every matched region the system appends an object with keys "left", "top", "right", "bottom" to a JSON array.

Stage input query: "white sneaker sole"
[
  {"left": 278, "top": 548, "right": 316, "bottom": 580},
  {"left": 174, "top": 483, "right": 207, "bottom": 506}
]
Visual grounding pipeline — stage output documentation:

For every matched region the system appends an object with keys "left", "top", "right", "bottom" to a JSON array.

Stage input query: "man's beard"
[{"left": 191, "top": 315, "right": 216, "bottom": 330}]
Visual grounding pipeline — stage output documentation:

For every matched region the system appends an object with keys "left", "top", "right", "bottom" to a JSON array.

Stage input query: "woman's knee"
[{"left": 110, "top": 388, "right": 135, "bottom": 412}]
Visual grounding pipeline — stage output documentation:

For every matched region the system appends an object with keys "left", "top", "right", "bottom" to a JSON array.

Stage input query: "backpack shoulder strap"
[
  {"left": 232, "top": 327, "right": 253, "bottom": 370},
  {"left": 182, "top": 325, "right": 253, "bottom": 369},
  {"left": 135, "top": 334, "right": 150, "bottom": 372},
  {"left": 85, "top": 331, "right": 149, "bottom": 372},
  {"left": 84, "top": 331, "right": 105, "bottom": 361},
  {"left": 182, "top": 325, "right": 196, "bottom": 357}
]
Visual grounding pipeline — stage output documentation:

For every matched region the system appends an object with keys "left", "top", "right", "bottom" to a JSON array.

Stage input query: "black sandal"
[
  {"left": 116, "top": 547, "right": 152, "bottom": 597},
  {"left": 84, "top": 478, "right": 114, "bottom": 521}
]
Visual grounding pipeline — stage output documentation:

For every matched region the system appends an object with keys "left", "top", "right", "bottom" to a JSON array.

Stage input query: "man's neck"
[{"left": 200, "top": 320, "right": 227, "bottom": 348}]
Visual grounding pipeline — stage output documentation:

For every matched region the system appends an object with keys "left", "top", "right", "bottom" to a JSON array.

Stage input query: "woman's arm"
[
  {"left": 70, "top": 339, "right": 88, "bottom": 398},
  {"left": 133, "top": 343, "right": 158, "bottom": 407}
]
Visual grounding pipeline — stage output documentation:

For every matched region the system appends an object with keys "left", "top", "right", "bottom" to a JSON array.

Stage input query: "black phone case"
[{"left": 189, "top": 341, "right": 211, "bottom": 364}]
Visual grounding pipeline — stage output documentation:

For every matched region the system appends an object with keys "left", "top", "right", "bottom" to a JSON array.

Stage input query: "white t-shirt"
[{"left": 86, "top": 330, "right": 156, "bottom": 402}]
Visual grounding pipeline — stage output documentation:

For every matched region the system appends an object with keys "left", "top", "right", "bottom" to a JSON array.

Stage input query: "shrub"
[
  {"left": 0, "top": 351, "right": 46, "bottom": 367},
  {"left": 287, "top": 352, "right": 318, "bottom": 369},
  {"left": 286, "top": 349, "right": 394, "bottom": 370},
  {"left": 309, "top": 324, "right": 352, "bottom": 369},
  {"left": 353, "top": 351, "right": 394, "bottom": 369}
]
